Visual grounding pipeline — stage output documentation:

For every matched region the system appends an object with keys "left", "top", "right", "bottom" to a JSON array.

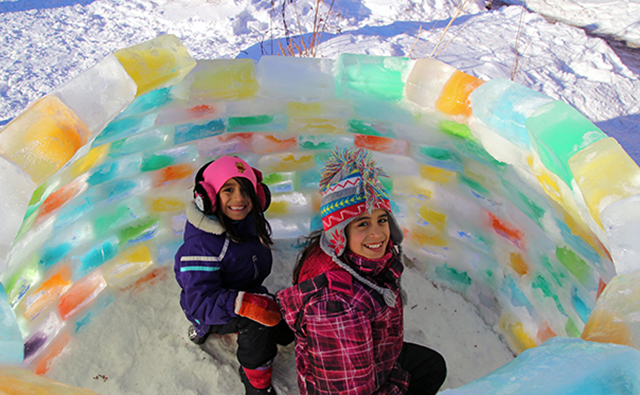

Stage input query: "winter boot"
[
  {"left": 239, "top": 366, "right": 277, "bottom": 395},
  {"left": 188, "top": 324, "right": 209, "bottom": 345}
]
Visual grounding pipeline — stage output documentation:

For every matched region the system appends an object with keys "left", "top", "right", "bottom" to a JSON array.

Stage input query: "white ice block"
[
  {"left": 53, "top": 54, "right": 137, "bottom": 140},
  {"left": 256, "top": 56, "right": 336, "bottom": 101},
  {"left": 601, "top": 194, "right": 640, "bottom": 275},
  {"left": 0, "top": 156, "right": 37, "bottom": 275}
]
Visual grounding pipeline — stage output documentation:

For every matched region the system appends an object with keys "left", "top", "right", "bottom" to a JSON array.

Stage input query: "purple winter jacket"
[{"left": 174, "top": 202, "right": 273, "bottom": 335}]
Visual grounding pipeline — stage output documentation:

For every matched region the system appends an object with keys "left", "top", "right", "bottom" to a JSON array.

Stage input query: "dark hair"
[
  {"left": 292, "top": 230, "right": 322, "bottom": 285},
  {"left": 215, "top": 176, "right": 273, "bottom": 246}
]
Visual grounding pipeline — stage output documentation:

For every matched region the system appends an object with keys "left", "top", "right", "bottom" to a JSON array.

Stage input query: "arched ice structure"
[{"left": 2, "top": 34, "right": 640, "bottom": 392}]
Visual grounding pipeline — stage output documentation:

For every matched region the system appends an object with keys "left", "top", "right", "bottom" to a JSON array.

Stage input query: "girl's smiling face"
[
  {"left": 345, "top": 209, "right": 390, "bottom": 260},
  {"left": 217, "top": 178, "right": 253, "bottom": 221}
]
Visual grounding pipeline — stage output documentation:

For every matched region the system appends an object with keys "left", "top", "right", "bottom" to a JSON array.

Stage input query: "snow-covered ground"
[{"left": 1, "top": 0, "right": 639, "bottom": 393}]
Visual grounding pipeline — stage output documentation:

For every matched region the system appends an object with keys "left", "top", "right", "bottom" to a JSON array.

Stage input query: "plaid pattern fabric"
[{"left": 277, "top": 250, "right": 408, "bottom": 395}]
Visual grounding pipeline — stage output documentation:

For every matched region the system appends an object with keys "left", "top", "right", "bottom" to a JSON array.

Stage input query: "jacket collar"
[{"left": 186, "top": 201, "right": 225, "bottom": 235}]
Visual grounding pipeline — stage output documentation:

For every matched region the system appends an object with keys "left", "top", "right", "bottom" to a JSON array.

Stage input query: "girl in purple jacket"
[
  {"left": 277, "top": 148, "right": 447, "bottom": 395},
  {"left": 174, "top": 155, "right": 292, "bottom": 395}
]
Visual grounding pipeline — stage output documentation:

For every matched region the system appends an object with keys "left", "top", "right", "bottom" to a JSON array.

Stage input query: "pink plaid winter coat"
[{"left": 277, "top": 246, "right": 409, "bottom": 394}]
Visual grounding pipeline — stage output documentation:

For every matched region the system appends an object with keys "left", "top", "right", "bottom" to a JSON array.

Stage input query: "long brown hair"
[
  {"left": 291, "top": 230, "right": 322, "bottom": 285},
  {"left": 215, "top": 176, "right": 273, "bottom": 246}
]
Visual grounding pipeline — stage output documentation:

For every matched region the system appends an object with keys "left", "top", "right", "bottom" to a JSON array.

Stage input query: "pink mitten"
[{"left": 234, "top": 292, "right": 282, "bottom": 327}]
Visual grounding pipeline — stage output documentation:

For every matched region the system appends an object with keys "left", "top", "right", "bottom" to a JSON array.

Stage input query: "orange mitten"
[{"left": 234, "top": 292, "right": 282, "bottom": 327}]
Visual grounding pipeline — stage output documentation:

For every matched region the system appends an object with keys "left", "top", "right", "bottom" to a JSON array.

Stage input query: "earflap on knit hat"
[
  {"left": 318, "top": 148, "right": 403, "bottom": 258},
  {"left": 194, "top": 160, "right": 216, "bottom": 213}
]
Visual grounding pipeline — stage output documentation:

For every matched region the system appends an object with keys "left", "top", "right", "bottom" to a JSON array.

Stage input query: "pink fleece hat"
[{"left": 202, "top": 156, "right": 257, "bottom": 195}]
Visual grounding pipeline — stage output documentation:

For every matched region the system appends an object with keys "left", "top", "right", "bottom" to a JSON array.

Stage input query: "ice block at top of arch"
[
  {"left": 526, "top": 100, "right": 607, "bottom": 186},
  {"left": 52, "top": 54, "right": 137, "bottom": 138},
  {"left": 335, "top": 53, "right": 411, "bottom": 101},
  {"left": 405, "top": 58, "right": 457, "bottom": 112},
  {"left": 601, "top": 194, "right": 640, "bottom": 275},
  {"left": 569, "top": 137, "right": 640, "bottom": 230},
  {"left": 0, "top": 157, "right": 37, "bottom": 272},
  {"left": 582, "top": 270, "right": 640, "bottom": 349},
  {"left": 435, "top": 70, "right": 485, "bottom": 117},
  {"left": 113, "top": 34, "right": 196, "bottom": 97},
  {"left": 0, "top": 95, "right": 89, "bottom": 184},
  {"left": 0, "top": 283, "right": 23, "bottom": 366},
  {"left": 256, "top": 56, "right": 335, "bottom": 101},
  {"left": 469, "top": 78, "right": 554, "bottom": 150},
  {"left": 172, "top": 59, "right": 258, "bottom": 102}
]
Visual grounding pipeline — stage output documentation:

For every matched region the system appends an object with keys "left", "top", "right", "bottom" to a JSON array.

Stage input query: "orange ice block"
[
  {"left": 57, "top": 271, "right": 107, "bottom": 320},
  {"left": 435, "top": 70, "right": 485, "bottom": 117},
  {"left": 152, "top": 163, "right": 194, "bottom": 187},
  {"left": 0, "top": 95, "right": 89, "bottom": 184},
  {"left": 23, "top": 265, "right": 72, "bottom": 321}
]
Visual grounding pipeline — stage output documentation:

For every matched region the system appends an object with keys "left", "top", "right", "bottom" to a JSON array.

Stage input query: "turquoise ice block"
[
  {"left": 0, "top": 283, "right": 24, "bottom": 365},
  {"left": 335, "top": 53, "right": 411, "bottom": 101},
  {"left": 440, "top": 337, "right": 640, "bottom": 395},
  {"left": 470, "top": 78, "right": 553, "bottom": 150},
  {"left": 526, "top": 100, "right": 607, "bottom": 186}
]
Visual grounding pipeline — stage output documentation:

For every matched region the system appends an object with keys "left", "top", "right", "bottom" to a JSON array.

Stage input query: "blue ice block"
[
  {"left": 93, "top": 112, "right": 157, "bottom": 146},
  {"left": 0, "top": 283, "right": 24, "bottom": 365},
  {"left": 173, "top": 118, "right": 225, "bottom": 145},
  {"left": 470, "top": 78, "right": 553, "bottom": 150},
  {"left": 440, "top": 337, "right": 640, "bottom": 395},
  {"left": 74, "top": 236, "right": 119, "bottom": 279}
]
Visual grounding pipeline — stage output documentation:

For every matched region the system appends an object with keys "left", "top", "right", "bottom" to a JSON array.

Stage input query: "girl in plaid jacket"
[{"left": 277, "top": 148, "right": 447, "bottom": 395}]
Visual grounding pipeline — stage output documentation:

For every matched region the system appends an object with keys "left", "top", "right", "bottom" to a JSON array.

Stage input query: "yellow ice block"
[
  {"left": 569, "top": 137, "right": 640, "bottom": 229},
  {"left": 114, "top": 34, "right": 197, "bottom": 97},
  {"left": 0, "top": 95, "right": 89, "bottom": 184},
  {"left": 69, "top": 144, "right": 110, "bottom": 178},
  {"left": 102, "top": 243, "right": 155, "bottom": 287},
  {"left": 0, "top": 366, "right": 99, "bottom": 394},
  {"left": 581, "top": 270, "right": 640, "bottom": 350},
  {"left": 500, "top": 314, "right": 538, "bottom": 354},
  {"left": 185, "top": 59, "right": 258, "bottom": 101}
]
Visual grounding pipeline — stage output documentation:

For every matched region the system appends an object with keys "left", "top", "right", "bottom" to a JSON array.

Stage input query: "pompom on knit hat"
[{"left": 318, "top": 147, "right": 403, "bottom": 306}]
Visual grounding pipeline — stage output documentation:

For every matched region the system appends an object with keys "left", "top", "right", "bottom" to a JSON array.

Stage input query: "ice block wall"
[{"left": 0, "top": 34, "right": 638, "bottom": 389}]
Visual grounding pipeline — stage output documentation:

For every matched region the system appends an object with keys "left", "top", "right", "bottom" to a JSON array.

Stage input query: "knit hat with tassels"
[{"left": 319, "top": 148, "right": 403, "bottom": 307}]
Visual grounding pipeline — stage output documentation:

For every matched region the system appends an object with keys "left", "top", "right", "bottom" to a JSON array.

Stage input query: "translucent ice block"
[
  {"left": 151, "top": 163, "right": 194, "bottom": 187},
  {"left": 354, "top": 134, "right": 409, "bottom": 155},
  {"left": 0, "top": 95, "right": 89, "bottom": 184},
  {"left": 57, "top": 270, "right": 107, "bottom": 320},
  {"left": 251, "top": 133, "right": 298, "bottom": 154},
  {"left": 155, "top": 103, "right": 220, "bottom": 126},
  {"left": 22, "top": 311, "right": 64, "bottom": 367},
  {"left": 22, "top": 265, "right": 72, "bottom": 322},
  {"left": 582, "top": 270, "right": 640, "bottom": 349},
  {"left": 469, "top": 78, "right": 553, "bottom": 150},
  {"left": 405, "top": 58, "right": 457, "bottom": 112},
  {"left": 569, "top": 137, "right": 640, "bottom": 229},
  {"left": 36, "top": 176, "right": 87, "bottom": 220},
  {"left": 526, "top": 100, "right": 608, "bottom": 186},
  {"left": 297, "top": 134, "right": 354, "bottom": 151},
  {"left": 101, "top": 243, "right": 154, "bottom": 287},
  {"left": 113, "top": 34, "right": 197, "bottom": 97},
  {"left": 93, "top": 112, "right": 157, "bottom": 146},
  {"left": 435, "top": 70, "right": 485, "bottom": 117},
  {"left": 601, "top": 194, "right": 640, "bottom": 275},
  {"left": 263, "top": 172, "right": 297, "bottom": 193},
  {"left": 335, "top": 53, "right": 412, "bottom": 101},
  {"left": 172, "top": 59, "right": 258, "bottom": 102},
  {"left": 0, "top": 157, "right": 37, "bottom": 272},
  {"left": 32, "top": 330, "right": 71, "bottom": 375},
  {"left": 173, "top": 118, "right": 225, "bottom": 145},
  {"left": 73, "top": 237, "right": 119, "bottom": 279},
  {"left": 256, "top": 56, "right": 335, "bottom": 101},
  {"left": 440, "top": 337, "right": 640, "bottom": 395},
  {"left": 0, "top": 283, "right": 23, "bottom": 365},
  {"left": 0, "top": 366, "right": 101, "bottom": 394},
  {"left": 52, "top": 54, "right": 137, "bottom": 138},
  {"left": 197, "top": 133, "right": 253, "bottom": 157}
]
